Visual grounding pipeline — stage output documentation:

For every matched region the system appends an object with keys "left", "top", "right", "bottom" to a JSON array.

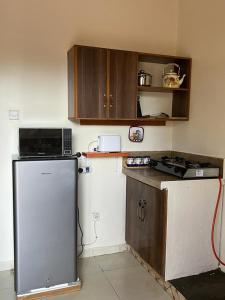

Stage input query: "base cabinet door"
[
  {"left": 139, "top": 183, "right": 167, "bottom": 276},
  {"left": 125, "top": 177, "right": 167, "bottom": 277},
  {"left": 125, "top": 177, "right": 142, "bottom": 252}
]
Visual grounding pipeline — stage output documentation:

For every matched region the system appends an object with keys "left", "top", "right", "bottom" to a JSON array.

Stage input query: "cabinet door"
[
  {"left": 125, "top": 177, "right": 142, "bottom": 253},
  {"left": 76, "top": 46, "right": 107, "bottom": 119},
  {"left": 109, "top": 50, "right": 137, "bottom": 119},
  {"left": 139, "top": 184, "right": 167, "bottom": 277},
  {"left": 125, "top": 177, "right": 167, "bottom": 277}
]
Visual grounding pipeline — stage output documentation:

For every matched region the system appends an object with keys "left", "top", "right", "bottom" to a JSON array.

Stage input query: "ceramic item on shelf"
[
  {"left": 143, "top": 157, "right": 150, "bottom": 164},
  {"left": 162, "top": 63, "right": 186, "bottom": 88},
  {"left": 126, "top": 157, "right": 135, "bottom": 165}
]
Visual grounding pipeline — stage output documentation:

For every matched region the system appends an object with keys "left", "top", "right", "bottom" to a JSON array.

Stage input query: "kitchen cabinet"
[
  {"left": 109, "top": 50, "right": 137, "bottom": 119},
  {"left": 126, "top": 177, "right": 167, "bottom": 277},
  {"left": 68, "top": 45, "right": 137, "bottom": 122},
  {"left": 68, "top": 46, "right": 107, "bottom": 119},
  {"left": 124, "top": 169, "right": 221, "bottom": 281},
  {"left": 68, "top": 45, "right": 191, "bottom": 125}
]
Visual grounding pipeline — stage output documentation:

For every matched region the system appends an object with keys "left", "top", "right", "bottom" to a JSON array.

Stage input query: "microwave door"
[{"left": 19, "top": 129, "right": 62, "bottom": 157}]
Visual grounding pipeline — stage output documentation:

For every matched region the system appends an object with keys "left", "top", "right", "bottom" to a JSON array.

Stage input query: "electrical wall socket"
[
  {"left": 9, "top": 110, "right": 19, "bottom": 120},
  {"left": 92, "top": 212, "right": 100, "bottom": 221},
  {"left": 80, "top": 166, "right": 92, "bottom": 174}
]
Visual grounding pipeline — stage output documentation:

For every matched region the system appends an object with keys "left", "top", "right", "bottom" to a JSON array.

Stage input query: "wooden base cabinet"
[
  {"left": 126, "top": 176, "right": 221, "bottom": 281},
  {"left": 125, "top": 177, "right": 167, "bottom": 277}
]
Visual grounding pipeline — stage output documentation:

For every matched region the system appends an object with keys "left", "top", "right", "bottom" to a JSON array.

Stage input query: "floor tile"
[
  {"left": 0, "top": 288, "right": 16, "bottom": 300},
  {"left": 45, "top": 272, "right": 119, "bottom": 300},
  {"left": 105, "top": 265, "right": 171, "bottom": 300},
  {"left": 77, "top": 257, "right": 102, "bottom": 280},
  {"left": 0, "top": 254, "right": 171, "bottom": 300},
  {"left": 0, "top": 270, "right": 14, "bottom": 290},
  {"left": 94, "top": 251, "right": 139, "bottom": 271}
]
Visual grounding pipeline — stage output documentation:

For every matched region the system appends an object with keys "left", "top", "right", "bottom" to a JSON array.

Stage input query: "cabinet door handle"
[
  {"left": 141, "top": 200, "right": 146, "bottom": 222},
  {"left": 109, "top": 94, "right": 113, "bottom": 108},
  {"left": 137, "top": 200, "right": 142, "bottom": 220},
  {"left": 103, "top": 93, "right": 107, "bottom": 108}
]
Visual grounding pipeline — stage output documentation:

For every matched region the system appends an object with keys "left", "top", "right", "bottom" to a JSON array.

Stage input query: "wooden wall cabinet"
[
  {"left": 68, "top": 45, "right": 191, "bottom": 126},
  {"left": 68, "top": 45, "right": 137, "bottom": 122},
  {"left": 125, "top": 177, "right": 167, "bottom": 277}
]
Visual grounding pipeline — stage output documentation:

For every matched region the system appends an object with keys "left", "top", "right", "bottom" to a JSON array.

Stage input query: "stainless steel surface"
[
  {"left": 150, "top": 156, "right": 220, "bottom": 179},
  {"left": 183, "top": 168, "right": 220, "bottom": 179},
  {"left": 13, "top": 158, "right": 78, "bottom": 294},
  {"left": 138, "top": 70, "right": 152, "bottom": 86}
]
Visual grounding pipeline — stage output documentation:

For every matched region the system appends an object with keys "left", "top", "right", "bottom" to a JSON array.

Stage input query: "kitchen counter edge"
[{"left": 122, "top": 167, "right": 179, "bottom": 190}]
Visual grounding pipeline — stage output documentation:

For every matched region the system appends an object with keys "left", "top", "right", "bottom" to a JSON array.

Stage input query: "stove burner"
[{"left": 150, "top": 156, "right": 219, "bottom": 179}]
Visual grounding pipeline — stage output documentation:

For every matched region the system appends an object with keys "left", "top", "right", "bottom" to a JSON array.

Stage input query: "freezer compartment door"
[{"left": 13, "top": 159, "right": 78, "bottom": 294}]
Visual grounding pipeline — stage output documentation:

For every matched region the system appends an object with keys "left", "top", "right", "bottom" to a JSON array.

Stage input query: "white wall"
[
  {"left": 174, "top": 0, "right": 225, "bottom": 269},
  {"left": 0, "top": 0, "right": 178, "bottom": 270}
]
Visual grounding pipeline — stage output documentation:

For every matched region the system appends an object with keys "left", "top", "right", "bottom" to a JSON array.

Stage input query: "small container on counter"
[{"left": 126, "top": 156, "right": 150, "bottom": 168}]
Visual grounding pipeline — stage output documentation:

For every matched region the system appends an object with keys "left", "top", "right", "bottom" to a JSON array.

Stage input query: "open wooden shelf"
[
  {"left": 82, "top": 152, "right": 129, "bottom": 158},
  {"left": 138, "top": 86, "right": 189, "bottom": 93}
]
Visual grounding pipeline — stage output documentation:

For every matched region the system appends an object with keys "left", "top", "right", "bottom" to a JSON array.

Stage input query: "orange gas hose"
[{"left": 211, "top": 177, "right": 225, "bottom": 266}]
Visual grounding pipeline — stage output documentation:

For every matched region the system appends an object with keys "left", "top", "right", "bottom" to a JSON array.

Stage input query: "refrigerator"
[{"left": 13, "top": 157, "right": 78, "bottom": 295}]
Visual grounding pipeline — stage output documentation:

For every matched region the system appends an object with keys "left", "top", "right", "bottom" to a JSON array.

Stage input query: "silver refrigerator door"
[{"left": 13, "top": 158, "right": 78, "bottom": 294}]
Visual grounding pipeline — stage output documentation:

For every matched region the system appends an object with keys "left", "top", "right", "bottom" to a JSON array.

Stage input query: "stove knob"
[
  {"left": 174, "top": 167, "right": 180, "bottom": 173},
  {"left": 150, "top": 160, "right": 158, "bottom": 167}
]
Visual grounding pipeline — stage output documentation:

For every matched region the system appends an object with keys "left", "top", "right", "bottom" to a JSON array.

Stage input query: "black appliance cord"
[{"left": 77, "top": 206, "right": 84, "bottom": 257}]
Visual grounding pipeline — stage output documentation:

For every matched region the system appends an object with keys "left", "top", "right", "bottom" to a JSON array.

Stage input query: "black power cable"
[{"left": 77, "top": 206, "right": 84, "bottom": 257}]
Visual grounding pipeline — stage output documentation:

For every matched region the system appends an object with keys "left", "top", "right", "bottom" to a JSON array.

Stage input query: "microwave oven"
[{"left": 19, "top": 128, "right": 72, "bottom": 157}]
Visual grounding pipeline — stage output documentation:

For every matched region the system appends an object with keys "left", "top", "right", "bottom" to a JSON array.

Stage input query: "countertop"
[{"left": 122, "top": 167, "right": 180, "bottom": 189}]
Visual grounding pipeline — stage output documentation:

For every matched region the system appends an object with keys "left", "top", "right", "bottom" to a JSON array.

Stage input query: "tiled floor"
[{"left": 0, "top": 252, "right": 171, "bottom": 300}]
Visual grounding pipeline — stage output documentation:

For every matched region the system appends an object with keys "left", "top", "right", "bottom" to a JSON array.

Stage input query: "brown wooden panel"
[
  {"left": 82, "top": 152, "right": 128, "bottom": 158},
  {"left": 78, "top": 118, "right": 166, "bottom": 126},
  {"left": 139, "top": 184, "right": 167, "bottom": 277},
  {"left": 172, "top": 91, "right": 190, "bottom": 118},
  {"left": 138, "top": 86, "right": 189, "bottom": 93},
  {"left": 138, "top": 52, "right": 191, "bottom": 64},
  {"left": 68, "top": 47, "right": 76, "bottom": 118},
  {"left": 125, "top": 177, "right": 167, "bottom": 277},
  {"left": 17, "top": 282, "right": 81, "bottom": 299},
  {"left": 76, "top": 46, "right": 107, "bottom": 118},
  {"left": 125, "top": 177, "right": 142, "bottom": 252},
  {"left": 109, "top": 50, "right": 138, "bottom": 119}
]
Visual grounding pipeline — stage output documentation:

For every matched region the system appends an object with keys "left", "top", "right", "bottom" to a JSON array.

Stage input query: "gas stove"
[{"left": 149, "top": 156, "right": 220, "bottom": 179}]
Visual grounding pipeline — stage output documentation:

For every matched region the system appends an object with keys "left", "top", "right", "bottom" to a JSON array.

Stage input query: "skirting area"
[
  {"left": 16, "top": 281, "right": 81, "bottom": 300},
  {"left": 129, "top": 247, "right": 187, "bottom": 300},
  {"left": 130, "top": 246, "right": 225, "bottom": 300}
]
